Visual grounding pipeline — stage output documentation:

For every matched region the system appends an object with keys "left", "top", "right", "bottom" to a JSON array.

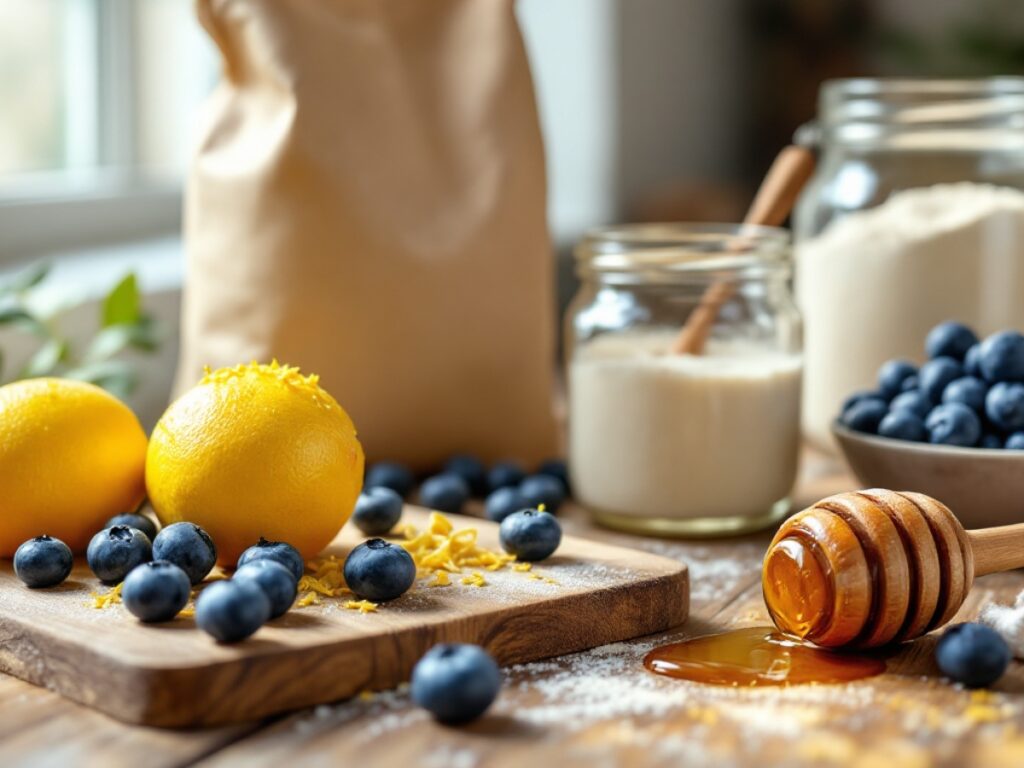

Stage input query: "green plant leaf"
[
  {"left": 102, "top": 273, "right": 141, "bottom": 328},
  {"left": 65, "top": 359, "right": 138, "bottom": 399},
  {"left": 20, "top": 338, "right": 69, "bottom": 378},
  {"left": 85, "top": 319, "right": 162, "bottom": 363},
  {"left": 0, "top": 262, "right": 50, "bottom": 295},
  {"left": 0, "top": 305, "right": 50, "bottom": 336}
]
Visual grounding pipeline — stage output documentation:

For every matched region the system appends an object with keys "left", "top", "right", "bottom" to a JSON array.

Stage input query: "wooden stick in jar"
[{"left": 670, "top": 145, "right": 816, "bottom": 355}]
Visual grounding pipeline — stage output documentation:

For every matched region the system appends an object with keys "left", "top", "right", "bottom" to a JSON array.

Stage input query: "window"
[{"left": 0, "top": 0, "right": 217, "bottom": 260}]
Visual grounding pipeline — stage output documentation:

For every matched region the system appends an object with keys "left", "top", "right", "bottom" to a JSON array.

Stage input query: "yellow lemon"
[
  {"left": 146, "top": 361, "right": 364, "bottom": 563},
  {"left": 0, "top": 378, "right": 147, "bottom": 556}
]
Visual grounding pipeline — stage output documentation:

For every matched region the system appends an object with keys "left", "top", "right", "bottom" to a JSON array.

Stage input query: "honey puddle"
[{"left": 643, "top": 627, "right": 885, "bottom": 687}]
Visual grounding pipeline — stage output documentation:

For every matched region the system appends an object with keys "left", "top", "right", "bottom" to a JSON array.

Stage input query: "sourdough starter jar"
[
  {"left": 795, "top": 78, "right": 1024, "bottom": 451},
  {"left": 567, "top": 224, "right": 802, "bottom": 537}
]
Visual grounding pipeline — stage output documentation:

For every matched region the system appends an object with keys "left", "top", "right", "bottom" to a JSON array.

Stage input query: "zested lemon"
[{"left": 146, "top": 362, "right": 364, "bottom": 563}]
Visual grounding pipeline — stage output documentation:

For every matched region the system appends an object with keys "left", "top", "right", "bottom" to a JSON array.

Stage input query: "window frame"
[{"left": 0, "top": 0, "right": 185, "bottom": 264}]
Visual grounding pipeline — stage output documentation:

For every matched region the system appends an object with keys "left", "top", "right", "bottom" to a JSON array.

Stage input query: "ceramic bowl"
[{"left": 832, "top": 421, "right": 1024, "bottom": 529}]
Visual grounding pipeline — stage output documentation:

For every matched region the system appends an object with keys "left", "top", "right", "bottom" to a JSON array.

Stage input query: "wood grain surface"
[
  {"left": 0, "top": 508, "right": 688, "bottom": 728},
  {"left": 3, "top": 451, "right": 1024, "bottom": 768}
]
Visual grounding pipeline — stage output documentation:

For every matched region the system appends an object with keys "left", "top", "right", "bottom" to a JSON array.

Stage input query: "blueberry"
[
  {"left": 411, "top": 643, "right": 502, "bottom": 724},
  {"left": 233, "top": 560, "right": 297, "bottom": 619},
  {"left": 484, "top": 487, "right": 528, "bottom": 523},
  {"left": 499, "top": 509, "right": 562, "bottom": 562},
  {"left": 919, "top": 357, "right": 964, "bottom": 404},
  {"left": 519, "top": 475, "right": 566, "bottom": 513},
  {"left": 195, "top": 579, "right": 271, "bottom": 643},
  {"left": 980, "top": 431, "right": 1004, "bottom": 449},
  {"left": 840, "top": 399, "right": 888, "bottom": 434},
  {"left": 104, "top": 513, "right": 158, "bottom": 542},
  {"left": 487, "top": 461, "right": 526, "bottom": 493},
  {"left": 877, "top": 359, "right": 918, "bottom": 398},
  {"left": 842, "top": 390, "right": 888, "bottom": 412},
  {"left": 986, "top": 382, "right": 1024, "bottom": 432},
  {"left": 343, "top": 538, "right": 416, "bottom": 602},
  {"left": 121, "top": 561, "right": 191, "bottom": 622},
  {"left": 926, "top": 321, "right": 978, "bottom": 361},
  {"left": 964, "top": 344, "right": 983, "bottom": 378},
  {"left": 935, "top": 623, "right": 1010, "bottom": 688},
  {"left": 443, "top": 455, "right": 488, "bottom": 496},
  {"left": 86, "top": 525, "right": 152, "bottom": 584},
  {"left": 1005, "top": 432, "right": 1024, "bottom": 450},
  {"left": 419, "top": 473, "right": 470, "bottom": 514},
  {"left": 237, "top": 537, "right": 304, "bottom": 583},
  {"left": 979, "top": 330, "right": 1024, "bottom": 383},
  {"left": 13, "top": 536, "right": 73, "bottom": 588},
  {"left": 152, "top": 523, "right": 217, "bottom": 585},
  {"left": 352, "top": 487, "right": 404, "bottom": 536},
  {"left": 900, "top": 375, "right": 919, "bottom": 393},
  {"left": 925, "top": 403, "right": 982, "bottom": 447},
  {"left": 942, "top": 376, "right": 988, "bottom": 414},
  {"left": 536, "top": 459, "right": 571, "bottom": 494},
  {"left": 890, "top": 390, "right": 932, "bottom": 419},
  {"left": 365, "top": 461, "right": 416, "bottom": 497},
  {"left": 877, "top": 411, "right": 927, "bottom": 442}
]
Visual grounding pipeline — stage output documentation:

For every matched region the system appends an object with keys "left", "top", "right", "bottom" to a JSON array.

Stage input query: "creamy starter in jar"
[{"left": 569, "top": 331, "right": 802, "bottom": 528}]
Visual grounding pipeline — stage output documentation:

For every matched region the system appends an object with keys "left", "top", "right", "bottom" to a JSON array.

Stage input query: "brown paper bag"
[{"left": 180, "top": 0, "right": 559, "bottom": 470}]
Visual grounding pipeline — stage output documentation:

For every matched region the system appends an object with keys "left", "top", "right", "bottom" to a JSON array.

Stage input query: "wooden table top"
[{"left": 4, "top": 450, "right": 1024, "bottom": 768}]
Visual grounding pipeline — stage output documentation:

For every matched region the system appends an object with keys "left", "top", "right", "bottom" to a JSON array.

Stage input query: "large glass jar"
[
  {"left": 566, "top": 224, "right": 802, "bottom": 537},
  {"left": 795, "top": 78, "right": 1024, "bottom": 451}
]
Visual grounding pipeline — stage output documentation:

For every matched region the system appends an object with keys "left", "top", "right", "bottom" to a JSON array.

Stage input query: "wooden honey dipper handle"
[
  {"left": 968, "top": 523, "right": 1024, "bottom": 576},
  {"left": 671, "top": 145, "right": 816, "bottom": 356}
]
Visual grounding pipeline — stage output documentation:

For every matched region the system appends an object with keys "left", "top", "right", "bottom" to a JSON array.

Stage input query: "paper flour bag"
[{"left": 181, "top": 0, "right": 559, "bottom": 469}]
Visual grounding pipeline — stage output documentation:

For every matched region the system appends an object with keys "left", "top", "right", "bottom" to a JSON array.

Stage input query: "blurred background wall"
[{"left": 0, "top": 0, "right": 1022, "bottom": 423}]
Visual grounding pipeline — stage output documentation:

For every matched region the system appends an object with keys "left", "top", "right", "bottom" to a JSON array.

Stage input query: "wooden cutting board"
[{"left": 0, "top": 507, "right": 688, "bottom": 728}]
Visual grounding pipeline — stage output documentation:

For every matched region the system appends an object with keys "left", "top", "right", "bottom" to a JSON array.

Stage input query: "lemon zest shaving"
[
  {"left": 401, "top": 512, "right": 515, "bottom": 577},
  {"left": 429, "top": 570, "right": 451, "bottom": 587},
  {"left": 461, "top": 571, "right": 487, "bottom": 588},
  {"left": 343, "top": 599, "right": 378, "bottom": 614},
  {"left": 297, "top": 592, "right": 321, "bottom": 607},
  {"left": 296, "top": 554, "right": 352, "bottom": 606},
  {"left": 513, "top": 562, "right": 532, "bottom": 572},
  {"left": 89, "top": 582, "right": 123, "bottom": 609}
]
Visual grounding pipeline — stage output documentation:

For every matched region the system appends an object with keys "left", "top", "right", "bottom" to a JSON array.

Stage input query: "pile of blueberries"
[
  {"left": 359, "top": 454, "right": 569, "bottom": 562},
  {"left": 839, "top": 321, "right": 1024, "bottom": 448},
  {"left": 13, "top": 513, "right": 304, "bottom": 643}
]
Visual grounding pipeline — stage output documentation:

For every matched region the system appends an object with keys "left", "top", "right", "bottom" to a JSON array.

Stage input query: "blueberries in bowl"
[
  {"left": 838, "top": 322, "right": 1024, "bottom": 452},
  {"left": 986, "top": 382, "right": 1024, "bottom": 432},
  {"left": 877, "top": 411, "right": 927, "bottom": 442},
  {"left": 979, "top": 330, "right": 1024, "bottom": 383},
  {"left": 919, "top": 357, "right": 963, "bottom": 403},
  {"left": 925, "top": 403, "right": 982, "bottom": 447},
  {"left": 877, "top": 359, "right": 917, "bottom": 398},
  {"left": 890, "top": 390, "right": 931, "bottom": 419},
  {"left": 925, "top": 321, "right": 978, "bottom": 361},
  {"left": 840, "top": 398, "right": 888, "bottom": 434}
]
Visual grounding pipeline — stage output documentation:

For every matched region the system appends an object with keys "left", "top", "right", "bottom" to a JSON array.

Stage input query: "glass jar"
[
  {"left": 566, "top": 224, "right": 802, "bottom": 537},
  {"left": 794, "top": 78, "right": 1024, "bottom": 451}
]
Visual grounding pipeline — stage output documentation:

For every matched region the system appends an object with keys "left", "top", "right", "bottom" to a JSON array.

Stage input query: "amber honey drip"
[{"left": 643, "top": 627, "right": 885, "bottom": 687}]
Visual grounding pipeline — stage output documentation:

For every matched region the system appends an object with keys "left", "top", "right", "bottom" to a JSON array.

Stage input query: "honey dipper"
[{"left": 762, "top": 489, "right": 1024, "bottom": 649}]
